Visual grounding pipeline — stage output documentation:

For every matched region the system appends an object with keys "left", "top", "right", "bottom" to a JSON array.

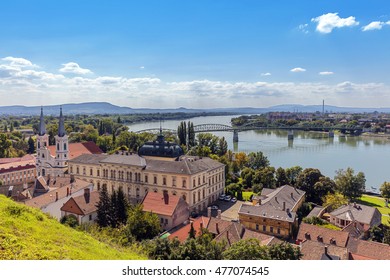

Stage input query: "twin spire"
[{"left": 38, "top": 106, "right": 65, "bottom": 137}]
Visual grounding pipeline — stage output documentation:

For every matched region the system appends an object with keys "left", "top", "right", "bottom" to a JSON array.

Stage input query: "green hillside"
[{"left": 0, "top": 195, "right": 146, "bottom": 260}]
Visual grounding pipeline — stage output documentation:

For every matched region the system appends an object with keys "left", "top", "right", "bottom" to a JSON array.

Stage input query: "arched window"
[
  {"left": 64, "top": 143, "right": 67, "bottom": 150},
  {"left": 57, "top": 143, "right": 59, "bottom": 150}
]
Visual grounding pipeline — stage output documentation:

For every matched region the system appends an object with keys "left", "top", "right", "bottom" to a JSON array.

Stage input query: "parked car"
[
  {"left": 231, "top": 197, "right": 237, "bottom": 203},
  {"left": 219, "top": 195, "right": 225, "bottom": 200},
  {"left": 211, "top": 205, "right": 218, "bottom": 210},
  {"left": 224, "top": 195, "right": 231, "bottom": 201}
]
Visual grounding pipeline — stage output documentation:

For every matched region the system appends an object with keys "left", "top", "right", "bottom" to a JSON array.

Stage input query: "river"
[{"left": 127, "top": 115, "right": 390, "bottom": 192}]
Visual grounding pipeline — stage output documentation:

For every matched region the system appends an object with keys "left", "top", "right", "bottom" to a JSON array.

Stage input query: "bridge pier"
[
  {"left": 328, "top": 130, "right": 334, "bottom": 138},
  {"left": 288, "top": 130, "right": 294, "bottom": 140},
  {"left": 233, "top": 130, "right": 239, "bottom": 143}
]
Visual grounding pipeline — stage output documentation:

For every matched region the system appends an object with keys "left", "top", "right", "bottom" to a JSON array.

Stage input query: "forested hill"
[
  {"left": 0, "top": 195, "right": 146, "bottom": 260},
  {"left": 1, "top": 102, "right": 390, "bottom": 116}
]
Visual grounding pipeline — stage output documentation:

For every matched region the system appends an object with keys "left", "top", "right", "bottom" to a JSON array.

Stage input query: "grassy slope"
[
  {"left": 358, "top": 195, "right": 390, "bottom": 226},
  {"left": 0, "top": 195, "right": 146, "bottom": 260}
]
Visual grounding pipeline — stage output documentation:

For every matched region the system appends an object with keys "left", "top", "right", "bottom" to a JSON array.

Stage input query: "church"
[
  {"left": 36, "top": 107, "right": 69, "bottom": 178},
  {"left": 35, "top": 107, "right": 102, "bottom": 178}
]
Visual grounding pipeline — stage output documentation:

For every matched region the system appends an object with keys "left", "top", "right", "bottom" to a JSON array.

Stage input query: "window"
[
  {"left": 182, "top": 194, "right": 186, "bottom": 201},
  {"left": 256, "top": 224, "right": 259, "bottom": 230},
  {"left": 262, "top": 225, "right": 266, "bottom": 232},
  {"left": 89, "top": 215, "right": 92, "bottom": 221},
  {"left": 172, "top": 176, "right": 176, "bottom": 186},
  {"left": 163, "top": 177, "right": 166, "bottom": 185},
  {"left": 64, "top": 143, "right": 67, "bottom": 150},
  {"left": 198, "top": 177, "right": 200, "bottom": 185},
  {"left": 83, "top": 167, "right": 86, "bottom": 175},
  {"left": 76, "top": 167, "right": 79, "bottom": 174},
  {"left": 90, "top": 169, "right": 93, "bottom": 176},
  {"left": 97, "top": 170, "right": 100, "bottom": 177},
  {"left": 277, "top": 228, "right": 281, "bottom": 235},
  {"left": 182, "top": 179, "right": 186, "bottom": 188},
  {"left": 70, "top": 166, "right": 73, "bottom": 173},
  {"left": 270, "top": 227, "right": 274, "bottom": 233},
  {"left": 145, "top": 175, "right": 148, "bottom": 183},
  {"left": 57, "top": 143, "right": 59, "bottom": 150},
  {"left": 154, "top": 176, "right": 157, "bottom": 184}
]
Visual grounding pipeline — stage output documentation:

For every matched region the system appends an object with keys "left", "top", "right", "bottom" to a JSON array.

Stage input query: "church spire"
[
  {"left": 58, "top": 106, "right": 66, "bottom": 137},
  {"left": 38, "top": 107, "right": 46, "bottom": 136}
]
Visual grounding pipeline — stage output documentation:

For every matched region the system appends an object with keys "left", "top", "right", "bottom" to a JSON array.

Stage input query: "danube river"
[{"left": 128, "top": 115, "right": 390, "bottom": 191}]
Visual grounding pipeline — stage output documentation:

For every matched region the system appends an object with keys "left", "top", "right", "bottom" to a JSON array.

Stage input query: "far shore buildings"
[{"left": 68, "top": 133, "right": 225, "bottom": 213}]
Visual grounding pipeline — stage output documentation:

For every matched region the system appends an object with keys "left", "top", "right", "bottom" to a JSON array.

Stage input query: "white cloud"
[
  {"left": 261, "top": 73, "right": 272, "bottom": 76},
  {"left": 311, "top": 13, "right": 359, "bottom": 33},
  {"left": 362, "top": 21, "right": 390, "bottom": 31},
  {"left": 319, "top": 71, "right": 334, "bottom": 75},
  {"left": 1, "top": 56, "right": 390, "bottom": 108},
  {"left": 290, "top": 67, "right": 306, "bottom": 73},
  {"left": 298, "top": 23, "right": 309, "bottom": 34},
  {"left": 59, "top": 62, "right": 93, "bottom": 75},
  {"left": 2, "top": 56, "right": 38, "bottom": 68},
  {"left": 140, "top": 66, "right": 145, "bottom": 69}
]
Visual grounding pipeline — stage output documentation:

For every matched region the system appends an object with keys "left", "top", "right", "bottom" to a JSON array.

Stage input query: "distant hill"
[
  {"left": 1, "top": 102, "right": 390, "bottom": 116},
  {"left": 0, "top": 195, "right": 146, "bottom": 260}
]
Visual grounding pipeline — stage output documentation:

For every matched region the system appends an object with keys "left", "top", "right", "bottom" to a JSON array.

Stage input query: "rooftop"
[
  {"left": 330, "top": 203, "right": 382, "bottom": 227},
  {"left": 142, "top": 191, "right": 187, "bottom": 217},
  {"left": 48, "top": 141, "right": 103, "bottom": 160},
  {"left": 297, "top": 223, "right": 350, "bottom": 248},
  {"left": 60, "top": 190, "right": 100, "bottom": 215}
]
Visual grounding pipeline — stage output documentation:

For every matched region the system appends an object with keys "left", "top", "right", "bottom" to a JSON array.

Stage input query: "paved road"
[{"left": 209, "top": 200, "right": 252, "bottom": 221}]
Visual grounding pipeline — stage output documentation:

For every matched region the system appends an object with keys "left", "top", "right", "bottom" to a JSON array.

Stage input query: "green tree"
[
  {"left": 246, "top": 151, "right": 270, "bottom": 170},
  {"left": 188, "top": 222, "right": 196, "bottom": 239},
  {"left": 322, "top": 192, "right": 348, "bottom": 211},
  {"left": 0, "top": 133, "right": 12, "bottom": 158},
  {"left": 285, "top": 166, "right": 303, "bottom": 186},
  {"left": 275, "top": 167, "right": 289, "bottom": 187},
  {"left": 253, "top": 167, "right": 276, "bottom": 189},
  {"left": 177, "top": 121, "right": 187, "bottom": 146},
  {"left": 27, "top": 136, "right": 35, "bottom": 154},
  {"left": 380, "top": 182, "right": 390, "bottom": 203},
  {"left": 60, "top": 215, "right": 79, "bottom": 228},
  {"left": 222, "top": 239, "right": 270, "bottom": 260},
  {"left": 126, "top": 204, "right": 161, "bottom": 241},
  {"left": 116, "top": 187, "right": 129, "bottom": 225},
  {"left": 241, "top": 167, "right": 255, "bottom": 189},
  {"left": 109, "top": 189, "right": 118, "bottom": 228},
  {"left": 267, "top": 242, "right": 302, "bottom": 260},
  {"left": 96, "top": 185, "right": 111, "bottom": 227},
  {"left": 97, "top": 135, "right": 114, "bottom": 153},
  {"left": 335, "top": 168, "right": 366, "bottom": 201},
  {"left": 188, "top": 121, "right": 195, "bottom": 147},
  {"left": 218, "top": 136, "right": 228, "bottom": 156}
]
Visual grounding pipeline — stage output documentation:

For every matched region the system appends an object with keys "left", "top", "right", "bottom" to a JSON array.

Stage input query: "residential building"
[
  {"left": 0, "top": 155, "right": 36, "bottom": 187},
  {"left": 329, "top": 203, "right": 382, "bottom": 231},
  {"left": 60, "top": 188, "right": 100, "bottom": 224},
  {"left": 142, "top": 190, "right": 189, "bottom": 231},
  {"left": 347, "top": 238, "right": 390, "bottom": 260},
  {"left": 24, "top": 176, "right": 93, "bottom": 220},
  {"left": 68, "top": 152, "right": 225, "bottom": 213},
  {"left": 238, "top": 185, "right": 305, "bottom": 239}
]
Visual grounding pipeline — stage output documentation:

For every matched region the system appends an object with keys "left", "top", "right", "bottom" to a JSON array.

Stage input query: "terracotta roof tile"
[
  {"left": 297, "top": 223, "right": 350, "bottom": 248},
  {"left": 61, "top": 191, "right": 100, "bottom": 215},
  {"left": 48, "top": 141, "right": 102, "bottom": 160},
  {"left": 168, "top": 216, "right": 210, "bottom": 242},
  {"left": 347, "top": 238, "right": 390, "bottom": 260},
  {"left": 142, "top": 192, "right": 183, "bottom": 216},
  {"left": 300, "top": 240, "right": 349, "bottom": 260}
]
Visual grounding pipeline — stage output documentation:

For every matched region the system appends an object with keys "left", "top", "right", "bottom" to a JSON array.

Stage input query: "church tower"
[
  {"left": 54, "top": 106, "right": 69, "bottom": 172},
  {"left": 36, "top": 107, "right": 50, "bottom": 177}
]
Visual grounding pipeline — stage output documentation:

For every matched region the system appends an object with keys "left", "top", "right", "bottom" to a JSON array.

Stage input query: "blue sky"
[{"left": 0, "top": 0, "right": 389, "bottom": 108}]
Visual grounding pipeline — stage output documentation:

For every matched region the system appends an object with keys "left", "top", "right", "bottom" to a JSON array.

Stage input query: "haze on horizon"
[{"left": 0, "top": 0, "right": 389, "bottom": 109}]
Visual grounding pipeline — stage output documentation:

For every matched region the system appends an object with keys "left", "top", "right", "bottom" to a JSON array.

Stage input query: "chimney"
[
  {"left": 55, "top": 192, "right": 58, "bottom": 201},
  {"left": 283, "top": 201, "right": 286, "bottom": 211},
  {"left": 84, "top": 188, "right": 90, "bottom": 203},
  {"left": 275, "top": 197, "right": 278, "bottom": 203},
  {"left": 200, "top": 222, "right": 203, "bottom": 229},
  {"left": 163, "top": 190, "right": 169, "bottom": 204},
  {"left": 324, "top": 246, "right": 328, "bottom": 256},
  {"left": 226, "top": 230, "right": 229, "bottom": 242},
  {"left": 217, "top": 209, "right": 221, "bottom": 219},
  {"left": 291, "top": 192, "right": 293, "bottom": 199},
  {"left": 207, "top": 206, "right": 212, "bottom": 218},
  {"left": 66, "top": 187, "right": 69, "bottom": 197},
  {"left": 216, "top": 223, "right": 219, "bottom": 234}
]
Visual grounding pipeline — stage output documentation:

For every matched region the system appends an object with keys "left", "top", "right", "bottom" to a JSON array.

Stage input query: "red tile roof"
[
  {"left": 142, "top": 192, "right": 182, "bottom": 216},
  {"left": 347, "top": 238, "right": 390, "bottom": 260},
  {"left": 168, "top": 216, "right": 210, "bottom": 242},
  {"left": 48, "top": 141, "right": 102, "bottom": 160},
  {"left": 297, "top": 223, "right": 350, "bottom": 248},
  {"left": 0, "top": 154, "right": 35, "bottom": 164},
  {"left": 61, "top": 191, "right": 100, "bottom": 215}
]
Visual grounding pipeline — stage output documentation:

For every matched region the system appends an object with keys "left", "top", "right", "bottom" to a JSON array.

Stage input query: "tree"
[
  {"left": 380, "top": 182, "right": 390, "bottom": 203},
  {"left": 188, "top": 222, "right": 196, "bottom": 239},
  {"left": 241, "top": 167, "right": 255, "bottom": 189},
  {"left": 0, "top": 133, "right": 12, "bottom": 158},
  {"left": 96, "top": 185, "right": 111, "bottom": 227},
  {"left": 322, "top": 192, "right": 348, "bottom": 211},
  {"left": 222, "top": 239, "right": 270, "bottom": 260},
  {"left": 275, "top": 167, "right": 289, "bottom": 187},
  {"left": 116, "top": 187, "right": 128, "bottom": 225},
  {"left": 218, "top": 136, "right": 228, "bottom": 156},
  {"left": 27, "top": 136, "right": 35, "bottom": 154},
  {"left": 267, "top": 242, "right": 302, "bottom": 260},
  {"left": 234, "top": 152, "right": 248, "bottom": 170},
  {"left": 252, "top": 167, "right": 276, "bottom": 189},
  {"left": 126, "top": 204, "right": 161, "bottom": 241},
  {"left": 188, "top": 121, "right": 195, "bottom": 147},
  {"left": 109, "top": 189, "right": 118, "bottom": 228},
  {"left": 177, "top": 121, "right": 187, "bottom": 146},
  {"left": 335, "top": 168, "right": 365, "bottom": 201},
  {"left": 285, "top": 166, "right": 303, "bottom": 186},
  {"left": 246, "top": 151, "right": 269, "bottom": 170}
]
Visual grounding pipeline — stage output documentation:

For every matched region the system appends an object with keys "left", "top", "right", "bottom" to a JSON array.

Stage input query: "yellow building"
[
  {"left": 238, "top": 185, "right": 305, "bottom": 239},
  {"left": 68, "top": 152, "right": 225, "bottom": 213}
]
